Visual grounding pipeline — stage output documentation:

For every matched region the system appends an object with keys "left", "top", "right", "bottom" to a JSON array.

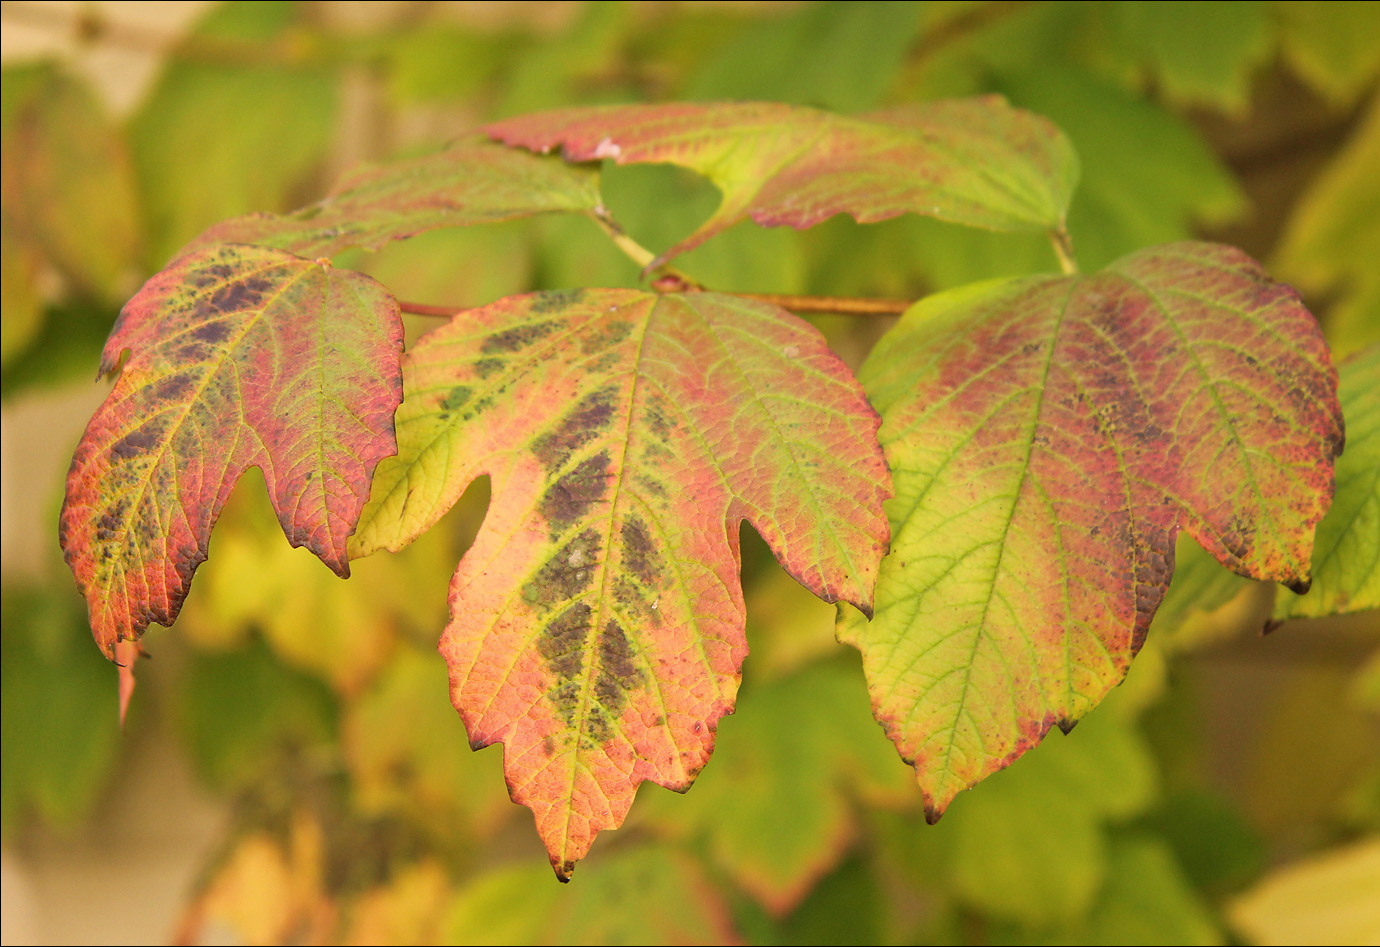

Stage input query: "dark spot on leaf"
[
  {"left": 191, "top": 319, "right": 233, "bottom": 346},
  {"left": 148, "top": 373, "right": 195, "bottom": 402},
  {"left": 593, "top": 619, "right": 644, "bottom": 716},
  {"left": 586, "top": 351, "right": 620, "bottom": 374},
  {"left": 110, "top": 419, "right": 168, "bottom": 461},
  {"left": 543, "top": 735, "right": 556, "bottom": 757},
  {"left": 642, "top": 441, "right": 673, "bottom": 464},
  {"left": 524, "top": 528, "right": 602, "bottom": 608},
  {"left": 538, "top": 602, "right": 591, "bottom": 683},
  {"left": 644, "top": 397, "right": 674, "bottom": 439},
  {"left": 612, "top": 575, "right": 660, "bottom": 624},
  {"left": 474, "top": 357, "right": 504, "bottom": 379},
  {"left": 586, "top": 706, "right": 613, "bottom": 743},
  {"left": 481, "top": 320, "right": 558, "bottom": 354},
  {"left": 531, "top": 289, "right": 586, "bottom": 314},
  {"left": 635, "top": 475, "right": 667, "bottom": 500},
  {"left": 579, "top": 319, "right": 633, "bottom": 355},
  {"left": 531, "top": 387, "right": 616, "bottom": 471},
  {"left": 539, "top": 451, "right": 609, "bottom": 535},
  {"left": 190, "top": 266, "right": 224, "bottom": 288},
  {"left": 547, "top": 681, "right": 582, "bottom": 723},
  {"left": 438, "top": 385, "right": 472, "bottom": 416},
  {"left": 210, "top": 278, "right": 270, "bottom": 313},
  {"left": 620, "top": 515, "right": 666, "bottom": 589}
]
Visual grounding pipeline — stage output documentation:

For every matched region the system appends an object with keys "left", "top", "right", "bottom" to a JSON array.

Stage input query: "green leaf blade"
[
  {"left": 353, "top": 288, "right": 890, "bottom": 877},
  {"left": 1274, "top": 343, "right": 1380, "bottom": 620},
  {"left": 183, "top": 138, "right": 601, "bottom": 260},
  {"left": 487, "top": 97, "right": 1077, "bottom": 266},
  {"left": 60, "top": 245, "right": 403, "bottom": 656},
  {"left": 843, "top": 242, "right": 1343, "bottom": 817}
]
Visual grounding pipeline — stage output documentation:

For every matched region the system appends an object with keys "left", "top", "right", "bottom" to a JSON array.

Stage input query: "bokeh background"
[{"left": 2, "top": 2, "right": 1377, "bottom": 943}]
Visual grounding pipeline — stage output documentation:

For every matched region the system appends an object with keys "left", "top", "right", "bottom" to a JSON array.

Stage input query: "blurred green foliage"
[{"left": 2, "top": 1, "right": 1377, "bottom": 943}]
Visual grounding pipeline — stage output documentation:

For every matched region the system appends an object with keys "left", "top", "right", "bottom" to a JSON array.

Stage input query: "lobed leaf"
[
  {"left": 487, "top": 97, "right": 1077, "bottom": 268},
  {"left": 839, "top": 242, "right": 1343, "bottom": 817},
  {"left": 59, "top": 245, "right": 402, "bottom": 656},
  {"left": 352, "top": 288, "right": 890, "bottom": 877},
  {"left": 182, "top": 138, "right": 601, "bottom": 260}
]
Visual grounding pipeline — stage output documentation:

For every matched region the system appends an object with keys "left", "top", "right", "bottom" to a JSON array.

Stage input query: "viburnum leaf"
[
  {"left": 351, "top": 288, "right": 890, "bottom": 878},
  {"left": 59, "top": 244, "right": 402, "bottom": 657},
  {"left": 181, "top": 137, "right": 600, "bottom": 260},
  {"left": 838, "top": 242, "right": 1344, "bottom": 817},
  {"left": 487, "top": 97, "right": 1077, "bottom": 268}
]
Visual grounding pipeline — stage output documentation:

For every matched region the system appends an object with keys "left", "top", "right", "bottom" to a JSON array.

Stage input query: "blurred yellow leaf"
[
  {"left": 1229, "top": 837, "right": 1380, "bottom": 946},
  {"left": 341, "top": 860, "right": 451, "bottom": 946},
  {"left": 179, "top": 812, "right": 334, "bottom": 946}
]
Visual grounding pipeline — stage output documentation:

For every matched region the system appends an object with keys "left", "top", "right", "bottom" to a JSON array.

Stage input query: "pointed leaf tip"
[
  {"left": 61, "top": 245, "right": 403, "bottom": 655},
  {"left": 356, "top": 288, "right": 890, "bottom": 872},
  {"left": 843, "top": 242, "right": 1343, "bottom": 812},
  {"left": 115, "top": 638, "right": 140, "bottom": 727}
]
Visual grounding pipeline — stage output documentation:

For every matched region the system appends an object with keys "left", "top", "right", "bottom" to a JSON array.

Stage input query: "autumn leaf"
[
  {"left": 351, "top": 288, "right": 890, "bottom": 877},
  {"left": 488, "top": 97, "right": 1077, "bottom": 269},
  {"left": 59, "top": 244, "right": 402, "bottom": 656},
  {"left": 182, "top": 137, "right": 601, "bottom": 260},
  {"left": 839, "top": 242, "right": 1343, "bottom": 818}
]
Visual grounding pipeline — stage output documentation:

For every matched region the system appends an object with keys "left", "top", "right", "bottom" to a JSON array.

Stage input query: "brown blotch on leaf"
[
  {"left": 593, "top": 619, "right": 645, "bottom": 717},
  {"left": 481, "top": 320, "right": 559, "bottom": 354},
  {"left": 148, "top": 373, "right": 195, "bottom": 402},
  {"left": 620, "top": 515, "right": 666, "bottom": 590},
  {"left": 585, "top": 705, "right": 612, "bottom": 743},
  {"left": 539, "top": 451, "right": 610, "bottom": 536},
  {"left": 442, "top": 385, "right": 472, "bottom": 412},
  {"left": 539, "top": 601, "right": 592, "bottom": 683},
  {"left": 531, "top": 387, "right": 616, "bottom": 471},
  {"left": 579, "top": 318, "right": 633, "bottom": 355},
  {"left": 531, "top": 289, "right": 586, "bottom": 314},
  {"left": 524, "top": 528, "right": 602, "bottom": 609},
  {"left": 209, "top": 278, "right": 270, "bottom": 313},
  {"left": 190, "top": 319, "right": 233, "bottom": 346},
  {"left": 644, "top": 395, "right": 675, "bottom": 439},
  {"left": 473, "top": 357, "right": 505, "bottom": 379},
  {"left": 110, "top": 419, "right": 168, "bottom": 461}
]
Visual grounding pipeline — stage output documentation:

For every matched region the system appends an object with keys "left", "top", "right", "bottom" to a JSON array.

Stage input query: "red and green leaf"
[
  {"left": 351, "top": 288, "right": 890, "bottom": 877},
  {"left": 182, "top": 137, "right": 601, "bottom": 260},
  {"left": 59, "top": 244, "right": 403, "bottom": 656},
  {"left": 488, "top": 97, "right": 1077, "bottom": 268},
  {"left": 839, "top": 242, "right": 1343, "bottom": 817}
]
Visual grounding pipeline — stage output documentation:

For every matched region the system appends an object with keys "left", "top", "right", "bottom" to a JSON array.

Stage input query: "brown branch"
[
  {"left": 400, "top": 302, "right": 467, "bottom": 318},
  {"left": 731, "top": 293, "right": 912, "bottom": 316},
  {"left": 401, "top": 292, "right": 912, "bottom": 320}
]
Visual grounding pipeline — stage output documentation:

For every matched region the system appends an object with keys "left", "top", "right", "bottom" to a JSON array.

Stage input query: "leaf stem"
[
  {"left": 400, "top": 302, "right": 467, "bottom": 318},
  {"left": 399, "top": 205, "right": 913, "bottom": 320},
  {"left": 731, "top": 293, "right": 912, "bottom": 316},
  {"left": 1050, "top": 226, "right": 1078, "bottom": 275},
  {"left": 400, "top": 292, "right": 912, "bottom": 319},
  {"left": 588, "top": 206, "right": 705, "bottom": 289}
]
